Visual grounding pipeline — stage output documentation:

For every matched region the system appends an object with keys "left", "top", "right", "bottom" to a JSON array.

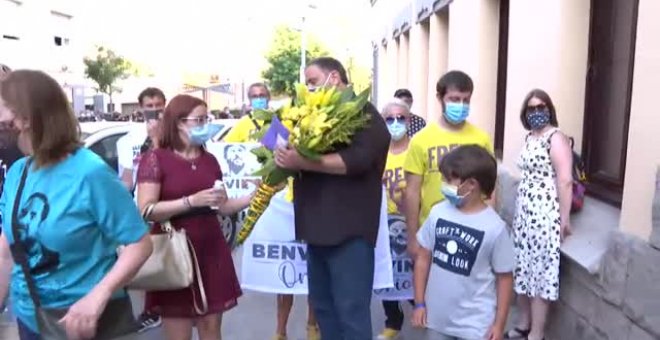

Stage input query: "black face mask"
[{"left": 0, "top": 123, "right": 19, "bottom": 149}]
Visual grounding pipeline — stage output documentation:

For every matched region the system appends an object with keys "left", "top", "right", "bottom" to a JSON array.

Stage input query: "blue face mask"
[
  {"left": 444, "top": 102, "right": 470, "bottom": 125},
  {"left": 387, "top": 121, "right": 408, "bottom": 141},
  {"left": 527, "top": 110, "right": 550, "bottom": 130},
  {"left": 250, "top": 97, "right": 268, "bottom": 110},
  {"left": 441, "top": 183, "right": 469, "bottom": 208},
  {"left": 188, "top": 123, "right": 222, "bottom": 146}
]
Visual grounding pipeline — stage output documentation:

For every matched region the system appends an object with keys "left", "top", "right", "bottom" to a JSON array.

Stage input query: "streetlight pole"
[{"left": 300, "top": 15, "right": 307, "bottom": 84}]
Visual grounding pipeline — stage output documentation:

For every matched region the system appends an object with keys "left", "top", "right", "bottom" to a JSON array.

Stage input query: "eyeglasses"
[
  {"left": 181, "top": 115, "right": 213, "bottom": 125},
  {"left": 385, "top": 115, "right": 407, "bottom": 124}
]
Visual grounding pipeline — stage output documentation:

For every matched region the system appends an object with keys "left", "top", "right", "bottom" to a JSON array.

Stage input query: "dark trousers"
[
  {"left": 382, "top": 299, "right": 415, "bottom": 330},
  {"left": 307, "top": 238, "right": 375, "bottom": 340}
]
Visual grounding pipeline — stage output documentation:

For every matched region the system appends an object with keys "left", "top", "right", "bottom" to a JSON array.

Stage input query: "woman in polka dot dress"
[{"left": 506, "top": 89, "right": 573, "bottom": 340}]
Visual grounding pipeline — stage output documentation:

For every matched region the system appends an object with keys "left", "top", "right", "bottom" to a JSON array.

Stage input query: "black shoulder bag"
[{"left": 11, "top": 160, "right": 137, "bottom": 339}]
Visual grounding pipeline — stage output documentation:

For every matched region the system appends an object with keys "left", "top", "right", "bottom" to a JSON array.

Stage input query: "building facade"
[{"left": 370, "top": 0, "right": 660, "bottom": 339}]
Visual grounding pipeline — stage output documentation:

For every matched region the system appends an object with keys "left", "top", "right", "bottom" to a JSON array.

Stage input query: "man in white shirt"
[
  {"left": 117, "top": 88, "right": 166, "bottom": 193},
  {"left": 115, "top": 87, "right": 166, "bottom": 333}
]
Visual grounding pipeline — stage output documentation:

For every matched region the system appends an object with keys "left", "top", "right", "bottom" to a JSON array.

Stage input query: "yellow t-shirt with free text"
[
  {"left": 383, "top": 149, "right": 408, "bottom": 215},
  {"left": 403, "top": 122, "right": 493, "bottom": 227},
  {"left": 223, "top": 115, "right": 263, "bottom": 143}
]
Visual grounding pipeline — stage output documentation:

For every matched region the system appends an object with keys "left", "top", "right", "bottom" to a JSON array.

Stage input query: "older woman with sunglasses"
[{"left": 377, "top": 98, "right": 415, "bottom": 340}]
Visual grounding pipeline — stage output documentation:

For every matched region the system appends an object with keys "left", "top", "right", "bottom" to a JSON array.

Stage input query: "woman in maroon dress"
[{"left": 137, "top": 94, "right": 251, "bottom": 340}]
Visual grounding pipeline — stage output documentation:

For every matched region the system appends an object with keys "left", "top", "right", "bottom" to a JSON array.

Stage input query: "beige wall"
[
  {"left": 372, "top": 0, "right": 659, "bottom": 239},
  {"left": 620, "top": 0, "right": 660, "bottom": 239},
  {"left": 409, "top": 22, "right": 430, "bottom": 118},
  {"left": 446, "top": 0, "right": 500, "bottom": 138},
  {"left": 502, "top": 0, "right": 590, "bottom": 174}
]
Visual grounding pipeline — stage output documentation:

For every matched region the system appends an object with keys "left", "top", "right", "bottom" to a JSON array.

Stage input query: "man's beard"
[{"left": 228, "top": 158, "right": 245, "bottom": 174}]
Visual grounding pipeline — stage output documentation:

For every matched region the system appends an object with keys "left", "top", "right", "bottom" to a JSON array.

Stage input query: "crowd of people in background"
[{"left": 0, "top": 55, "right": 573, "bottom": 340}]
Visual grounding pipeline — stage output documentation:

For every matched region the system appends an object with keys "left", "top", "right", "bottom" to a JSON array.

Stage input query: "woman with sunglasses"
[
  {"left": 137, "top": 95, "right": 253, "bottom": 340},
  {"left": 506, "top": 89, "right": 573, "bottom": 340},
  {"left": 377, "top": 98, "right": 414, "bottom": 340}
]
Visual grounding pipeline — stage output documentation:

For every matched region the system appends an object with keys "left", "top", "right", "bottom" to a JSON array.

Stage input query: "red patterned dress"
[{"left": 137, "top": 148, "right": 242, "bottom": 317}]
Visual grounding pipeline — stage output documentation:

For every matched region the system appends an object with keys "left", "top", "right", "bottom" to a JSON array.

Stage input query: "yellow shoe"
[
  {"left": 272, "top": 335, "right": 287, "bottom": 340},
  {"left": 377, "top": 328, "right": 400, "bottom": 340},
  {"left": 307, "top": 325, "right": 320, "bottom": 340}
]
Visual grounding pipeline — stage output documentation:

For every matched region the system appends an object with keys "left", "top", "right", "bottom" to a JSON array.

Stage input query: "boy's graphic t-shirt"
[
  {"left": 404, "top": 122, "right": 492, "bottom": 227},
  {"left": 417, "top": 201, "right": 515, "bottom": 339},
  {"left": 0, "top": 149, "right": 148, "bottom": 332},
  {"left": 383, "top": 150, "right": 408, "bottom": 215}
]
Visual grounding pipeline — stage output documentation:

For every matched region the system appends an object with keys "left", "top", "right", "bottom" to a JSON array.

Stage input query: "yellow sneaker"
[
  {"left": 271, "top": 335, "right": 287, "bottom": 340},
  {"left": 377, "top": 328, "right": 400, "bottom": 340},
  {"left": 307, "top": 325, "right": 320, "bottom": 340}
]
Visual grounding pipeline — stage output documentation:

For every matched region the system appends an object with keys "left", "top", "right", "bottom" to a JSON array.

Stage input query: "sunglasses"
[
  {"left": 526, "top": 104, "right": 548, "bottom": 113},
  {"left": 385, "top": 115, "right": 407, "bottom": 124}
]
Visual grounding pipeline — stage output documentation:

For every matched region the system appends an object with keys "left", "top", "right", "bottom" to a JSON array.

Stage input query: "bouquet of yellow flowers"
[{"left": 235, "top": 84, "right": 372, "bottom": 245}]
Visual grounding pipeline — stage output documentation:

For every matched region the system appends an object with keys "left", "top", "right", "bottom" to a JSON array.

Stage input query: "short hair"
[
  {"left": 519, "top": 89, "right": 559, "bottom": 130},
  {"left": 439, "top": 145, "right": 497, "bottom": 197},
  {"left": 381, "top": 98, "right": 410, "bottom": 116},
  {"left": 247, "top": 82, "right": 271, "bottom": 99},
  {"left": 160, "top": 95, "right": 207, "bottom": 151},
  {"left": 436, "top": 70, "right": 474, "bottom": 97},
  {"left": 308, "top": 57, "right": 349, "bottom": 84},
  {"left": 394, "top": 89, "right": 413, "bottom": 99},
  {"left": 0, "top": 70, "right": 80, "bottom": 168},
  {"left": 138, "top": 87, "right": 166, "bottom": 106}
]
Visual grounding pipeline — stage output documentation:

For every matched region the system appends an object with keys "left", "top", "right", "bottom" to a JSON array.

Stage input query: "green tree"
[
  {"left": 262, "top": 26, "right": 328, "bottom": 96},
  {"left": 83, "top": 46, "right": 132, "bottom": 110}
]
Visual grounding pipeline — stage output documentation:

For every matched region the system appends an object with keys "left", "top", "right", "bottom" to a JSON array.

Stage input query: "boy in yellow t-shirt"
[
  {"left": 378, "top": 98, "right": 415, "bottom": 340},
  {"left": 404, "top": 71, "right": 493, "bottom": 256}
]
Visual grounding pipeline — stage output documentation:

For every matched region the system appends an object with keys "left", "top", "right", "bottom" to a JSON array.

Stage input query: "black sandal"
[{"left": 504, "top": 328, "right": 531, "bottom": 339}]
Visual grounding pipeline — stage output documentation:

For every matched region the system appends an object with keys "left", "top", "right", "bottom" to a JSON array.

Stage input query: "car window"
[{"left": 88, "top": 132, "right": 128, "bottom": 172}]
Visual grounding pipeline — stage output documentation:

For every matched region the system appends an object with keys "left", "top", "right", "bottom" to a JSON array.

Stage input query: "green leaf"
[
  {"left": 296, "top": 145, "right": 321, "bottom": 161},
  {"left": 266, "top": 168, "right": 294, "bottom": 186},
  {"left": 252, "top": 109, "right": 275, "bottom": 121},
  {"left": 253, "top": 159, "right": 276, "bottom": 177}
]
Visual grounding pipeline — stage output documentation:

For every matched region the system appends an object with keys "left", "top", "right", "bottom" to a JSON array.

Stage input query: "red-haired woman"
[{"left": 137, "top": 94, "right": 252, "bottom": 340}]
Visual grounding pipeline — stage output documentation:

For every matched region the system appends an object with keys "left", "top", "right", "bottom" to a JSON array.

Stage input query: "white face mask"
[{"left": 307, "top": 74, "right": 331, "bottom": 92}]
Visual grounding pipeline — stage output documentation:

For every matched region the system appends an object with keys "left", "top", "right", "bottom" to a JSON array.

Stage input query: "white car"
[
  {"left": 82, "top": 119, "right": 239, "bottom": 171},
  {"left": 81, "top": 119, "right": 241, "bottom": 244}
]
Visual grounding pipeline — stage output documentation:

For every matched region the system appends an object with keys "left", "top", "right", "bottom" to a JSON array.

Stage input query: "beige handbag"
[{"left": 125, "top": 203, "right": 208, "bottom": 314}]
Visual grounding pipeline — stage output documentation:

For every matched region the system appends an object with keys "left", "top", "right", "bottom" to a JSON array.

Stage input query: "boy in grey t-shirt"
[{"left": 412, "top": 145, "right": 515, "bottom": 340}]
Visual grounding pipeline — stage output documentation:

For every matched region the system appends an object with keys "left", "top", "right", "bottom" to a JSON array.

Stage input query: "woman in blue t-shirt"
[{"left": 0, "top": 70, "right": 153, "bottom": 340}]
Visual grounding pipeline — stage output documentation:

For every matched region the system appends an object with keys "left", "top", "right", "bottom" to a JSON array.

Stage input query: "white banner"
[
  {"left": 373, "top": 215, "right": 414, "bottom": 301},
  {"left": 206, "top": 142, "right": 262, "bottom": 245},
  {"left": 241, "top": 190, "right": 394, "bottom": 295}
]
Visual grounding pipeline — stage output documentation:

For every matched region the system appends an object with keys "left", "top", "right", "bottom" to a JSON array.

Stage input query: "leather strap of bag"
[
  {"left": 9, "top": 159, "right": 43, "bottom": 308},
  {"left": 188, "top": 237, "right": 208, "bottom": 315}
]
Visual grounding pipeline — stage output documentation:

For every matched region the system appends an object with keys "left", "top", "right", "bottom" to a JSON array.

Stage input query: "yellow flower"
[{"left": 282, "top": 119, "right": 294, "bottom": 131}]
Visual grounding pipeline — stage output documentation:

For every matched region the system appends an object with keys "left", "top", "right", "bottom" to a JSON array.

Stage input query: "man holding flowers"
[{"left": 274, "top": 57, "right": 390, "bottom": 340}]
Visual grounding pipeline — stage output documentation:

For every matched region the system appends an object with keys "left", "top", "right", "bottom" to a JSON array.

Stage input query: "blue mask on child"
[
  {"left": 441, "top": 183, "right": 468, "bottom": 208},
  {"left": 387, "top": 121, "right": 408, "bottom": 141},
  {"left": 188, "top": 123, "right": 222, "bottom": 146},
  {"left": 250, "top": 97, "right": 268, "bottom": 110},
  {"left": 444, "top": 102, "right": 470, "bottom": 125}
]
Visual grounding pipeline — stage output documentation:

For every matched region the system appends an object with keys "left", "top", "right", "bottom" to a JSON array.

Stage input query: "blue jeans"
[
  {"left": 17, "top": 319, "right": 40, "bottom": 340},
  {"left": 307, "top": 238, "right": 375, "bottom": 340}
]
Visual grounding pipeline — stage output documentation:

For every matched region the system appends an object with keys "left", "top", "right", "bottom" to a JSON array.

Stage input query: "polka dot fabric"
[
  {"left": 527, "top": 110, "right": 550, "bottom": 130},
  {"left": 512, "top": 128, "right": 561, "bottom": 301},
  {"left": 408, "top": 113, "right": 426, "bottom": 137}
]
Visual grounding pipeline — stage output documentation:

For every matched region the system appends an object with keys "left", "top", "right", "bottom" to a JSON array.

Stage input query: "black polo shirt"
[{"left": 293, "top": 102, "right": 390, "bottom": 247}]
